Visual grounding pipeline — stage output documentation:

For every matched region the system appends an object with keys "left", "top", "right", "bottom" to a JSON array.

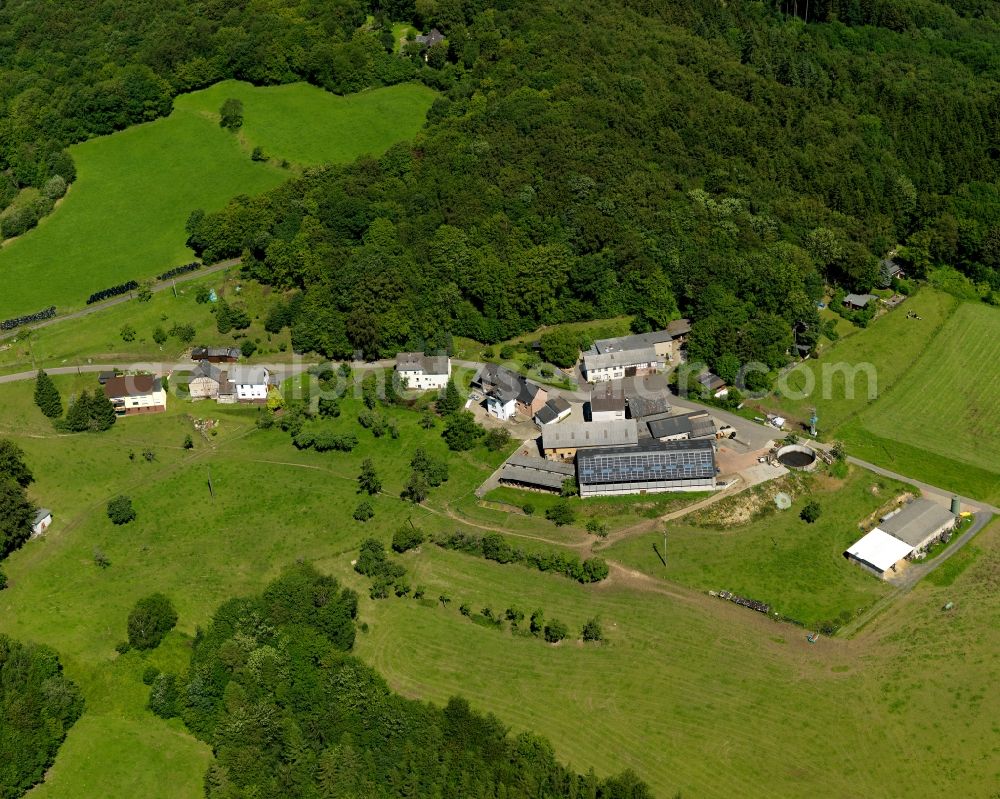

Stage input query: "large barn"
[{"left": 576, "top": 439, "right": 717, "bottom": 497}]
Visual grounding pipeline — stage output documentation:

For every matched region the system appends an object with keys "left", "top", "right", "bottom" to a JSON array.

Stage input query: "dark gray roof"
[
  {"left": 843, "top": 293, "right": 877, "bottom": 307},
  {"left": 534, "top": 404, "right": 558, "bottom": 425},
  {"left": 190, "top": 360, "right": 224, "bottom": 382},
  {"left": 414, "top": 28, "right": 445, "bottom": 46},
  {"left": 473, "top": 363, "right": 515, "bottom": 392},
  {"left": 549, "top": 396, "right": 571, "bottom": 413},
  {"left": 506, "top": 455, "right": 575, "bottom": 476},
  {"left": 535, "top": 396, "right": 571, "bottom": 425},
  {"left": 191, "top": 346, "right": 240, "bottom": 360},
  {"left": 499, "top": 465, "right": 567, "bottom": 491},
  {"left": 578, "top": 439, "right": 716, "bottom": 485},
  {"left": 627, "top": 393, "right": 671, "bottom": 419},
  {"left": 395, "top": 352, "right": 449, "bottom": 375},
  {"left": 648, "top": 411, "right": 715, "bottom": 440},
  {"left": 590, "top": 383, "right": 625, "bottom": 413},
  {"left": 32, "top": 508, "right": 52, "bottom": 524},
  {"left": 879, "top": 499, "right": 955, "bottom": 547},
  {"left": 697, "top": 372, "right": 726, "bottom": 391}
]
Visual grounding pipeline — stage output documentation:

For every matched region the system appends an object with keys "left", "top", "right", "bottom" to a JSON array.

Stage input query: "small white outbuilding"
[{"left": 844, "top": 529, "right": 913, "bottom": 579}]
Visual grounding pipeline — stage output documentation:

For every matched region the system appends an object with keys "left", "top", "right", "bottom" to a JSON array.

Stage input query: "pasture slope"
[
  {"left": 0, "top": 372, "right": 998, "bottom": 797},
  {"left": 857, "top": 302, "right": 1000, "bottom": 471},
  {"left": 0, "top": 81, "right": 435, "bottom": 320},
  {"left": 763, "top": 288, "right": 1000, "bottom": 505}
]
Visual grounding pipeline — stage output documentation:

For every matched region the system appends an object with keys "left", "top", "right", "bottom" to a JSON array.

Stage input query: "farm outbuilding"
[
  {"left": 31, "top": 508, "right": 52, "bottom": 537},
  {"left": 576, "top": 439, "right": 717, "bottom": 497},
  {"left": 844, "top": 530, "right": 913, "bottom": 579},
  {"left": 498, "top": 456, "right": 575, "bottom": 493},
  {"left": 877, "top": 498, "right": 956, "bottom": 553}
]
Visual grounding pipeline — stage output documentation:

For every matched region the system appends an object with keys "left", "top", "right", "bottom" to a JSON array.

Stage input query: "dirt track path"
[{"left": 595, "top": 477, "right": 746, "bottom": 549}]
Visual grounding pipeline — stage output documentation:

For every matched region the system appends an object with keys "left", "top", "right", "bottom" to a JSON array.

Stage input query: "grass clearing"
[
  {"left": 0, "top": 81, "right": 434, "bottom": 320},
  {"left": 175, "top": 80, "right": 436, "bottom": 167}
]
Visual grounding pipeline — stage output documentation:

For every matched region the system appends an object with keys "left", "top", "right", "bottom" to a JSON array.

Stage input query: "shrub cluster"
[
  {"left": 292, "top": 427, "right": 357, "bottom": 452},
  {"left": 0, "top": 194, "right": 55, "bottom": 240},
  {"left": 1, "top": 305, "right": 55, "bottom": 331},
  {"left": 156, "top": 262, "right": 200, "bottom": 281},
  {"left": 354, "top": 538, "right": 407, "bottom": 599},
  {"left": 86, "top": 280, "right": 138, "bottom": 305},
  {"left": 436, "top": 532, "right": 609, "bottom": 583}
]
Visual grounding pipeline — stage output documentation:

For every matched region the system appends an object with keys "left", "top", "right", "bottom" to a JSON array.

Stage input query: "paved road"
[
  {"left": 0, "top": 360, "right": 313, "bottom": 385},
  {"left": 0, "top": 258, "right": 241, "bottom": 341}
]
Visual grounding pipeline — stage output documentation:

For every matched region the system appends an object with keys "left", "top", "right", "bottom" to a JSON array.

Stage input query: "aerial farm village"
[{"left": 1, "top": 2, "right": 999, "bottom": 799}]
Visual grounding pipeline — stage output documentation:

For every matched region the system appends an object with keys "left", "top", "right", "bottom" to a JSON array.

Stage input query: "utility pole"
[{"left": 207, "top": 466, "right": 215, "bottom": 499}]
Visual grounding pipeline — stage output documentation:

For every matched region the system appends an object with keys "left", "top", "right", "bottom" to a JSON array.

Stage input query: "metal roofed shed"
[
  {"left": 541, "top": 420, "right": 639, "bottom": 460},
  {"left": 647, "top": 411, "right": 716, "bottom": 441},
  {"left": 844, "top": 530, "right": 914, "bottom": 579},
  {"left": 577, "top": 439, "right": 717, "bottom": 497},
  {"left": 499, "top": 456, "right": 575, "bottom": 492},
  {"left": 843, "top": 293, "right": 878, "bottom": 309},
  {"left": 877, "top": 498, "right": 956, "bottom": 551},
  {"left": 534, "top": 396, "right": 572, "bottom": 426}
]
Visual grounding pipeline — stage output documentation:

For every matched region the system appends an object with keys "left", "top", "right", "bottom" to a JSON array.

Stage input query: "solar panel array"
[{"left": 578, "top": 442, "right": 715, "bottom": 484}]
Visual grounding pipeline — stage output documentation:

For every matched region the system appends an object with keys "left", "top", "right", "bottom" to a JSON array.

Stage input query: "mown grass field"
[
  {"left": 1, "top": 374, "right": 999, "bottom": 797},
  {"left": 858, "top": 302, "right": 1000, "bottom": 474},
  {"left": 757, "top": 288, "right": 957, "bottom": 431},
  {"left": 357, "top": 518, "right": 1000, "bottom": 798},
  {"left": 0, "top": 81, "right": 434, "bottom": 320},
  {"left": 757, "top": 288, "right": 1000, "bottom": 505}
]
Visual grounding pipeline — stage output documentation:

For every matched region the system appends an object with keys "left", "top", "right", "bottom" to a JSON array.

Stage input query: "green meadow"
[
  {"left": 601, "top": 468, "right": 899, "bottom": 629},
  {"left": 757, "top": 288, "right": 1000, "bottom": 505},
  {"left": 0, "top": 270, "right": 289, "bottom": 376},
  {"left": 0, "top": 81, "right": 435, "bottom": 320},
  {"left": 0, "top": 374, "right": 998, "bottom": 797}
]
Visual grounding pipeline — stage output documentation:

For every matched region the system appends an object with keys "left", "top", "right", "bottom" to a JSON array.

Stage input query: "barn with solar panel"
[{"left": 576, "top": 439, "right": 718, "bottom": 497}]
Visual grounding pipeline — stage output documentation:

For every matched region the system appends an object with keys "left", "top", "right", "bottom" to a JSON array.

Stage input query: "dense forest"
[
  {"left": 182, "top": 0, "right": 1000, "bottom": 381},
  {"left": 0, "top": 0, "right": 424, "bottom": 238},
  {"left": 3, "top": 1, "right": 999, "bottom": 380},
  {"left": 0, "top": 635, "right": 84, "bottom": 798},
  {"left": 155, "top": 563, "right": 649, "bottom": 798}
]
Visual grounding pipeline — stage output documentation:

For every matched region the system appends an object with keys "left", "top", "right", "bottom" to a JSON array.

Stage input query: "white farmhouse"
[
  {"left": 219, "top": 366, "right": 270, "bottom": 404},
  {"left": 395, "top": 352, "right": 451, "bottom": 391}
]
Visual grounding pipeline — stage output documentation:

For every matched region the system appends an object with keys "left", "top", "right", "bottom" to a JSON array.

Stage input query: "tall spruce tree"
[
  {"left": 437, "top": 379, "right": 461, "bottom": 415},
  {"left": 65, "top": 391, "right": 117, "bottom": 432},
  {"left": 34, "top": 370, "right": 63, "bottom": 418}
]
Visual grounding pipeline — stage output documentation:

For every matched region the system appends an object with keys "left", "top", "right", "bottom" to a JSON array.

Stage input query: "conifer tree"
[
  {"left": 33, "top": 369, "right": 63, "bottom": 418},
  {"left": 436, "top": 379, "right": 461, "bottom": 415}
]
